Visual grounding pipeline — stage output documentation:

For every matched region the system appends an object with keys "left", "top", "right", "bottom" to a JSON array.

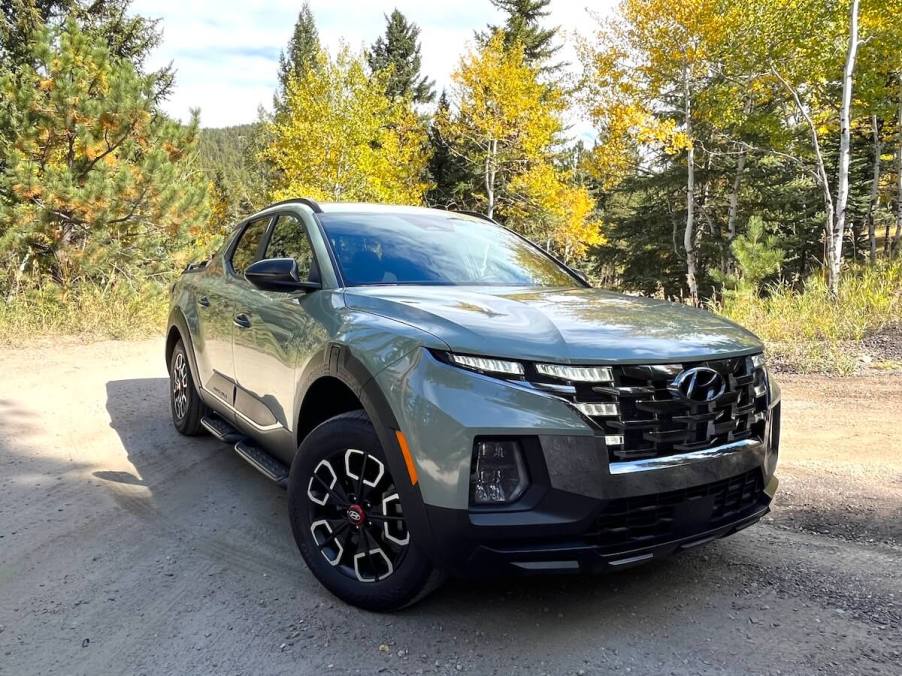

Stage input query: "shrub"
[
  {"left": 713, "top": 260, "right": 902, "bottom": 373},
  {"left": 0, "top": 279, "right": 168, "bottom": 344}
]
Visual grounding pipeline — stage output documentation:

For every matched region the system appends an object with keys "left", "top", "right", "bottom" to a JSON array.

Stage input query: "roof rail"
[
  {"left": 266, "top": 197, "right": 323, "bottom": 214},
  {"left": 453, "top": 209, "right": 499, "bottom": 225}
]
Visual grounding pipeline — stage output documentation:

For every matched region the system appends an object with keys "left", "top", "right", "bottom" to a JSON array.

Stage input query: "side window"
[
  {"left": 265, "top": 215, "right": 315, "bottom": 280},
  {"left": 230, "top": 217, "right": 269, "bottom": 275}
]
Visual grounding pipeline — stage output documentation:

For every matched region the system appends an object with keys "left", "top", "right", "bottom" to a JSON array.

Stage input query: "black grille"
[
  {"left": 593, "top": 469, "right": 765, "bottom": 552},
  {"left": 527, "top": 356, "right": 769, "bottom": 463}
]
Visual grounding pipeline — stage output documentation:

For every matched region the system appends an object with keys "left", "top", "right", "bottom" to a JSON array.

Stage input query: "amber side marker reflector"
[{"left": 395, "top": 430, "right": 418, "bottom": 486}]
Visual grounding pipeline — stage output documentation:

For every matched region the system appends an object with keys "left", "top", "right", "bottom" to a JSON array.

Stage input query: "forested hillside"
[
  {"left": 1, "top": 0, "right": 899, "bottom": 371},
  {"left": 198, "top": 124, "right": 266, "bottom": 227}
]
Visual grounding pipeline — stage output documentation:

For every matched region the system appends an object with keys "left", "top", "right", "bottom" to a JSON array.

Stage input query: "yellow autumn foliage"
[
  {"left": 438, "top": 33, "right": 602, "bottom": 259},
  {"left": 508, "top": 164, "right": 604, "bottom": 259},
  {"left": 580, "top": 0, "right": 742, "bottom": 190},
  {"left": 444, "top": 34, "right": 562, "bottom": 160},
  {"left": 262, "top": 47, "right": 430, "bottom": 205}
]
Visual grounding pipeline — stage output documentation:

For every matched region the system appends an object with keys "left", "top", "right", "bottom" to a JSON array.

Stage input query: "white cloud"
[{"left": 132, "top": 0, "right": 616, "bottom": 133}]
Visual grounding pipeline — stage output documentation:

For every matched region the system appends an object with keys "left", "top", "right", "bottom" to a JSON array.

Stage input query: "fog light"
[{"left": 470, "top": 440, "right": 529, "bottom": 504}]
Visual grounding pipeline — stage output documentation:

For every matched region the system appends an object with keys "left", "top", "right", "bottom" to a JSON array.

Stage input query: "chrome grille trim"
[{"left": 608, "top": 438, "right": 760, "bottom": 474}]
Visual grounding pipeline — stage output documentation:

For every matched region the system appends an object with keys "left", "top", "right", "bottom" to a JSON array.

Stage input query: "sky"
[{"left": 131, "top": 0, "right": 616, "bottom": 131}]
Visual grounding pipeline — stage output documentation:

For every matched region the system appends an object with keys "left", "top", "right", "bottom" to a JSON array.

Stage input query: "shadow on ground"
[{"left": 99, "top": 377, "right": 684, "bottom": 611}]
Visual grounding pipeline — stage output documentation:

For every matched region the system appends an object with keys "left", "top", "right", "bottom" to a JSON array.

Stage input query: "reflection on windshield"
[{"left": 319, "top": 212, "right": 579, "bottom": 288}]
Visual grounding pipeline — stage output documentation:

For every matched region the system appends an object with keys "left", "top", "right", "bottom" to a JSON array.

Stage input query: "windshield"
[{"left": 318, "top": 211, "right": 580, "bottom": 288}]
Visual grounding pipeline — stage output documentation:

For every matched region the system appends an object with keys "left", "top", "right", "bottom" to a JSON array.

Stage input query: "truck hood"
[{"left": 343, "top": 286, "right": 762, "bottom": 363}]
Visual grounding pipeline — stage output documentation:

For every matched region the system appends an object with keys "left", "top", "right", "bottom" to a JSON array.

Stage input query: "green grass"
[
  {"left": 0, "top": 280, "right": 169, "bottom": 344},
  {"left": 713, "top": 260, "right": 902, "bottom": 374}
]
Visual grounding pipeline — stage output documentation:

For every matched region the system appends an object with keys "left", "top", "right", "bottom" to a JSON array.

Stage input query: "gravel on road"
[{"left": 0, "top": 339, "right": 899, "bottom": 675}]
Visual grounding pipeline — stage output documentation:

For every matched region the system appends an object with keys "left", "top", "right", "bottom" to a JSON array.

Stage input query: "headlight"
[
  {"left": 448, "top": 353, "right": 525, "bottom": 376},
  {"left": 751, "top": 353, "right": 765, "bottom": 369},
  {"left": 470, "top": 439, "right": 529, "bottom": 504}
]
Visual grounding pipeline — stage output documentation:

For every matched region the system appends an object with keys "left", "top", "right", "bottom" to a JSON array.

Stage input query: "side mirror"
[{"left": 245, "top": 258, "right": 321, "bottom": 292}]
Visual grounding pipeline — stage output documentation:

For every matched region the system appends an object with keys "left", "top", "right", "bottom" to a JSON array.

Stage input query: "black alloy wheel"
[
  {"left": 288, "top": 411, "right": 438, "bottom": 611},
  {"left": 305, "top": 446, "right": 410, "bottom": 582}
]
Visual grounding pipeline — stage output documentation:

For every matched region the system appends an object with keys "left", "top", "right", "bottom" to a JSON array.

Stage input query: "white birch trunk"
[
  {"left": 485, "top": 138, "right": 497, "bottom": 219},
  {"left": 830, "top": 0, "right": 860, "bottom": 295},
  {"left": 772, "top": 68, "right": 834, "bottom": 283},
  {"left": 682, "top": 65, "right": 699, "bottom": 305}
]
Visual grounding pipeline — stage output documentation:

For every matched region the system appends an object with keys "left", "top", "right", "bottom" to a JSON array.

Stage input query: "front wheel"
[{"left": 287, "top": 411, "right": 439, "bottom": 611}]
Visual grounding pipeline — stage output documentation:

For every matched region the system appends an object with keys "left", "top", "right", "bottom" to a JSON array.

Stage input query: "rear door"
[
  {"left": 231, "top": 213, "right": 329, "bottom": 456},
  {"left": 194, "top": 216, "right": 272, "bottom": 412}
]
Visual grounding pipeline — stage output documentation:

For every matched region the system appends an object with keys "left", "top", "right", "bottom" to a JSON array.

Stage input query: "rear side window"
[
  {"left": 265, "top": 215, "right": 315, "bottom": 280},
  {"left": 230, "top": 217, "right": 269, "bottom": 275}
]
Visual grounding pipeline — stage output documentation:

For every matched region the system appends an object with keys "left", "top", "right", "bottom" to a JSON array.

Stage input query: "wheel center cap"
[{"left": 346, "top": 504, "right": 366, "bottom": 527}]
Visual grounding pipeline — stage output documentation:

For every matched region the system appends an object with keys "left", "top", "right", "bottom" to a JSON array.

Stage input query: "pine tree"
[
  {"left": 480, "top": 0, "right": 559, "bottom": 67},
  {"left": 367, "top": 9, "right": 434, "bottom": 104},
  {"left": 2, "top": 1, "right": 165, "bottom": 77},
  {"left": 0, "top": 0, "right": 57, "bottom": 67},
  {"left": 712, "top": 216, "right": 786, "bottom": 295},
  {"left": 426, "top": 91, "right": 471, "bottom": 208},
  {"left": 275, "top": 2, "right": 320, "bottom": 110},
  {"left": 0, "top": 21, "right": 208, "bottom": 289}
]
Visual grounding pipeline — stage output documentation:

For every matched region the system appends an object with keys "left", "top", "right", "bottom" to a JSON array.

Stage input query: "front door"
[
  {"left": 231, "top": 213, "right": 329, "bottom": 456},
  {"left": 197, "top": 216, "right": 272, "bottom": 414},
  {"left": 191, "top": 256, "right": 237, "bottom": 407}
]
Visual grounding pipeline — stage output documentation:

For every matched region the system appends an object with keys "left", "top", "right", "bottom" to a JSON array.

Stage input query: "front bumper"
[
  {"left": 375, "top": 349, "right": 781, "bottom": 575},
  {"left": 425, "top": 472, "right": 777, "bottom": 577}
]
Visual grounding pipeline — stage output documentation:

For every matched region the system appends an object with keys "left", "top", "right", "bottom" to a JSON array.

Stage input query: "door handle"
[
  {"left": 233, "top": 313, "right": 251, "bottom": 329},
  {"left": 198, "top": 296, "right": 210, "bottom": 307}
]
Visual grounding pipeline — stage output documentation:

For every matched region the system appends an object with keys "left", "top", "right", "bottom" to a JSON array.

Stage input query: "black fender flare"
[
  {"left": 294, "top": 343, "right": 439, "bottom": 561},
  {"left": 165, "top": 306, "right": 201, "bottom": 385}
]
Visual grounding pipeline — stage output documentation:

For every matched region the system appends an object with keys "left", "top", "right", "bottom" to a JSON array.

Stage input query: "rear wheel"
[
  {"left": 169, "top": 339, "right": 207, "bottom": 436},
  {"left": 287, "top": 411, "right": 438, "bottom": 611}
]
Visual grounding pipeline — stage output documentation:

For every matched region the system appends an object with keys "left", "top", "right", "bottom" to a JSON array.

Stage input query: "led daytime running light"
[
  {"left": 574, "top": 402, "right": 619, "bottom": 417},
  {"left": 450, "top": 354, "right": 524, "bottom": 376},
  {"left": 535, "top": 363, "right": 614, "bottom": 382}
]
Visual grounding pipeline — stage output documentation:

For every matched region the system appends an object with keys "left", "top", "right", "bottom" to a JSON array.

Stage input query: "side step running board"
[
  {"left": 234, "top": 440, "right": 289, "bottom": 487},
  {"left": 201, "top": 414, "right": 289, "bottom": 487},
  {"left": 200, "top": 414, "right": 244, "bottom": 443}
]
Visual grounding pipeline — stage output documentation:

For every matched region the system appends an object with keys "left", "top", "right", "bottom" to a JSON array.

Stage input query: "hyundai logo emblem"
[
  {"left": 346, "top": 504, "right": 366, "bottom": 526},
  {"left": 671, "top": 366, "right": 726, "bottom": 403}
]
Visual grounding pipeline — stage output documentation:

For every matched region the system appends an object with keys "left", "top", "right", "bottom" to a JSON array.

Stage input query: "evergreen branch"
[{"left": 79, "top": 124, "right": 135, "bottom": 178}]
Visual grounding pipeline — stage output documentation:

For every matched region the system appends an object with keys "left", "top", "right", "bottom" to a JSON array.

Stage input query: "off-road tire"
[
  {"left": 287, "top": 410, "right": 439, "bottom": 611},
  {"left": 169, "top": 339, "right": 207, "bottom": 436}
]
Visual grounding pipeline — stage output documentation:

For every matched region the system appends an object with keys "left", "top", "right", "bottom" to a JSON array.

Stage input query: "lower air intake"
[{"left": 592, "top": 469, "right": 765, "bottom": 552}]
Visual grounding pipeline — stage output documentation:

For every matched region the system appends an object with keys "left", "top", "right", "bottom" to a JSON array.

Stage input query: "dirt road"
[{"left": 1, "top": 339, "right": 899, "bottom": 675}]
